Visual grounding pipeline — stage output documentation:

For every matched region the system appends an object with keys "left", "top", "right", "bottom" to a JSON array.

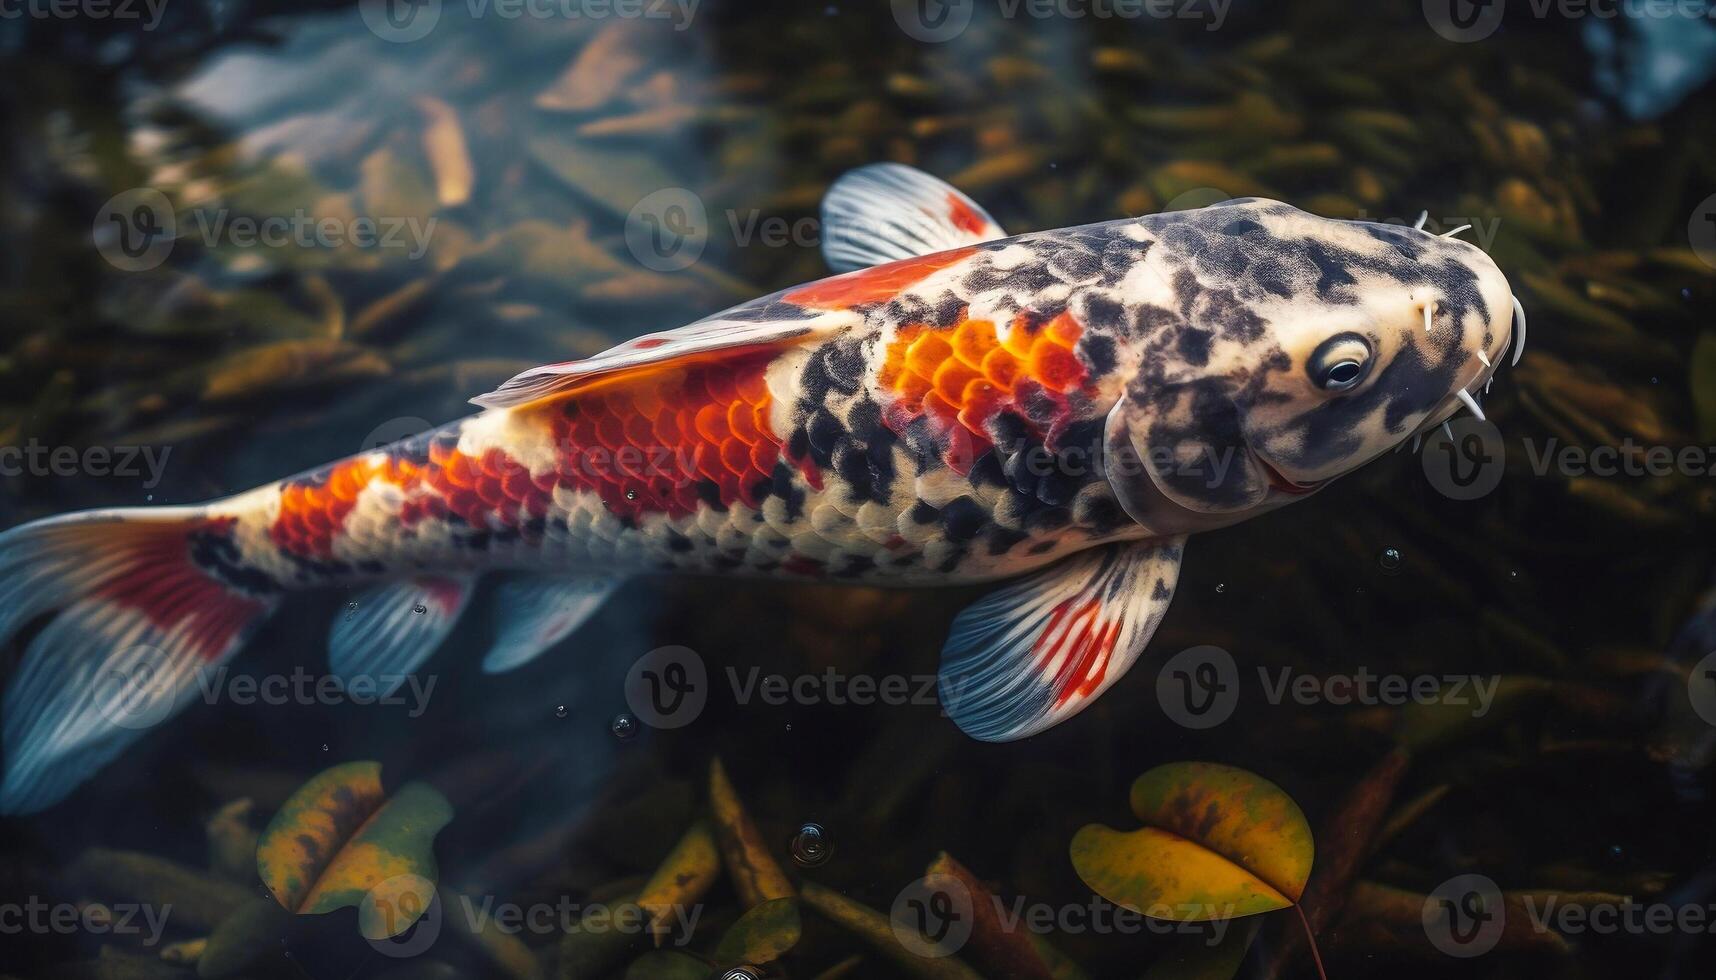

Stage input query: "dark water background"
[{"left": 2, "top": 1, "right": 1716, "bottom": 977}]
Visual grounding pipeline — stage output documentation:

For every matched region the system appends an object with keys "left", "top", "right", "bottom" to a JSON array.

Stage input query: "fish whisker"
[
  {"left": 1441, "top": 224, "right": 1473, "bottom": 239},
  {"left": 1456, "top": 388, "right": 1486, "bottom": 421},
  {"left": 1510, "top": 295, "right": 1528, "bottom": 366},
  {"left": 1413, "top": 210, "right": 1429, "bottom": 231}
]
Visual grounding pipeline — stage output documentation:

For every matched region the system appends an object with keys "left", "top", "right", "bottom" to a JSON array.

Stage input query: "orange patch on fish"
[
  {"left": 272, "top": 457, "right": 423, "bottom": 559},
  {"left": 785, "top": 246, "right": 977, "bottom": 309},
  {"left": 548, "top": 350, "right": 788, "bottom": 521},
  {"left": 878, "top": 311, "right": 1089, "bottom": 470}
]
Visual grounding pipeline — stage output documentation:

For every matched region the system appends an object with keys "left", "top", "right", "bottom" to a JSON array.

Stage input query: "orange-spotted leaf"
[
  {"left": 257, "top": 760, "right": 453, "bottom": 940},
  {"left": 1071, "top": 762, "right": 1312, "bottom": 922}
]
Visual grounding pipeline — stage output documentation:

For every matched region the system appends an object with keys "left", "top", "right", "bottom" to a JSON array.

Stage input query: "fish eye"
[{"left": 1308, "top": 333, "right": 1372, "bottom": 393}]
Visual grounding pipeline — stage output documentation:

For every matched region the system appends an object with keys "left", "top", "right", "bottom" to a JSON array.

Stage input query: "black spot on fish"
[
  {"left": 910, "top": 501, "right": 940, "bottom": 524},
  {"left": 823, "top": 341, "right": 865, "bottom": 394},
  {"left": 1223, "top": 218, "right": 1264, "bottom": 236},
  {"left": 1079, "top": 334, "right": 1118, "bottom": 376},
  {"left": 940, "top": 496, "right": 985, "bottom": 542},
  {"left": 985, "top": 526, "right": 1028, "bottom": 556},
  {"left": 1306, "top": 242, "right": 1358, "bottom": 298},
  {"left": 1152, "top": 578, "right": 1172, "bottom": 601},
  {"left": 695, "top": 479, "right": 724, "bottom": 510},
  {"left": 1178, "top": 327, "right": 1214, "bottom": 366}
]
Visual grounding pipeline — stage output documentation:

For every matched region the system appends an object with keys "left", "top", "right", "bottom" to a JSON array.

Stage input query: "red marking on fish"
[
  {"left": 1034, "top": 596, "right": 1120, "bottom": 708},
  {"left": 96, "top": 517, "right": 268, "bottom": 661},
  {"left": 785, "top": 247, "right": 977, "bottom": 309},
  {"left": 946, "top": 193, "right": 989, "bottom": 236},
  {"left": 548, "top": 350, "right": 789, "bottom": 521}
]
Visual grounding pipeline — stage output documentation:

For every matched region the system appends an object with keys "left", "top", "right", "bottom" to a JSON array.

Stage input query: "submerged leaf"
[
  {"left": 637, "top": 820, "right": 721, "bottom": 943},
  {"left": 256, "top": 761, "right": 453, "bottom": 940},
  {"left": 713, "top": 897, "right": 801, "bottom": 966},
  {"left": 709, "top": 757, "right": 795, "bottom": 907},
  {"left": 1070, "top": 762, "right": 1312, "bottom": 921}
]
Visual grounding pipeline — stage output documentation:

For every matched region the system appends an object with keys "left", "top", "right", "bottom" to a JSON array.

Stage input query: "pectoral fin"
[
  {"left": 482, "top": 573, "right": 621, "bottom": 673},
  {"left": 938, "top": 537, "right": 1186, "bottom": 741},
  {"left": 329, "top": 575, "right": 476, "bottom": 695}
]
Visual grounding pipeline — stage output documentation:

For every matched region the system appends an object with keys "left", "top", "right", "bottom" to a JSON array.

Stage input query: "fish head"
[{"left": 1102, "top": 198, "right": 1519, "bottom": 534}]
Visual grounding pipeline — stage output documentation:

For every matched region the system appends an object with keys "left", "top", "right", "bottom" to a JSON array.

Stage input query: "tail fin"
[{"left": 0, "top": 507, "right": 278, "bottom": 814}]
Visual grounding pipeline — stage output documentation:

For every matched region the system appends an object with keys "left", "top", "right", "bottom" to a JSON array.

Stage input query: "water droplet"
[
  {"left": 610, "top": 713, "right": 638, "bottom": 740},
  {"left": 412, "top": 602, "right": 427, "bottom": 615},
  {"left": 790, "top": 822, "right": 831, "bottom": 867},
  {"left": 555, "top": 705, "right": 567, "bottom": 719},
  {"left": 625, "top": 488, "right": 639, "bottom": 500},
  {"left": 1379, "top": 547, "right": 1402, "bottom": 572}
]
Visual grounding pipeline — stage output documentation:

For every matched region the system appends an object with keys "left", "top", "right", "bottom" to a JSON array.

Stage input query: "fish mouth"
[{"left": 1254, "top": 453, "right": 1322, "bottom": 496}]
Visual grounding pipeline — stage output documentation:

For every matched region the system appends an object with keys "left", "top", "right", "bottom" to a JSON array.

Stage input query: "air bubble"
[
  {"left": 555, "top": 705, "right": 567, "bottom": 718},
  {"left": 625, "top": 488, "right": 639, "bottom": 500},
  {"left": 610, "top": 713, "right": 638, "bottom": 739},
  {"left": 412, "top": 603, "right": 427, "bottom": 614},
  {"left": 1379, "top": 548, "right": 1402, "bottom": 573},
  {"left": 790, "top": 823, "right": 831, "bottom": 867},
  {"left": 1214, "top": 583, "right": 1226, "bottom": 594},
  {"left": 720, "top": 969, "right": 760, "bottom": 980}
]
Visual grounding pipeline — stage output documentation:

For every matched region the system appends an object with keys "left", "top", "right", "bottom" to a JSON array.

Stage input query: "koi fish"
[{"left": 0, "top": 164, "right": 1525, "bottom": 813}]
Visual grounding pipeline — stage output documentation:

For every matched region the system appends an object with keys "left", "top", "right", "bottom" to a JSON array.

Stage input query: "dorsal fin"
[
  {"left": 469, "top": 307, "right": 852, "bottom": 410},
  {"left": 820, "top": 163, "right": 1006, "bottom": 273}
]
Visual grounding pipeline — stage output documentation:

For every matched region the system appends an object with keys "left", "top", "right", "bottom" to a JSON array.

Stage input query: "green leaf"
[
  {"left": 714, "top": 897, "right": 802, "bottom": 966},
  {"left": 256, "top": 761, "right": 453, "bottom": 940}
]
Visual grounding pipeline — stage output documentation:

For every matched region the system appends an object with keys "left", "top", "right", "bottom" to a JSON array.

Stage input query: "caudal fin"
[{"left": 0, "top": 507, "right": 278, "bottom": 814}]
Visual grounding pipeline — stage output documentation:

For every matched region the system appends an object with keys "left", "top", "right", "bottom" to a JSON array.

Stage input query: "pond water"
[{"left": 2, "top": 1, "right": 1715, "bottom": 978}]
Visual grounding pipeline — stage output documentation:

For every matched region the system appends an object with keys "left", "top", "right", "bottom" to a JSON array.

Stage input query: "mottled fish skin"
[{"left": 193, "top": 199, "right": 1512, "bottom": 600}]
